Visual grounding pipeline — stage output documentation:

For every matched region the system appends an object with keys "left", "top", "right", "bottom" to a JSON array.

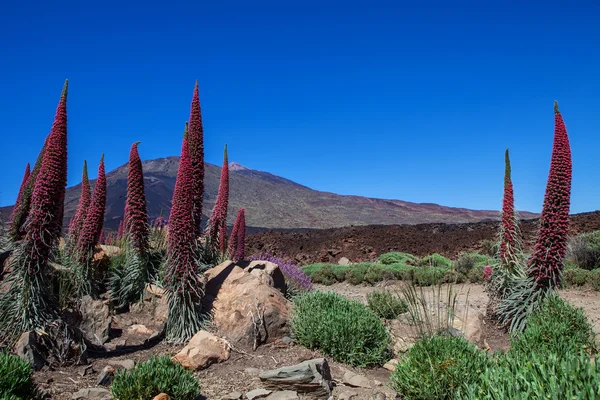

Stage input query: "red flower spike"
[
  {"left": 125, "top": 142, "right": 149, "bottom": 253},
  {"left": 209, "top": 145, "right": 229, "bottom": 246},
  {"left": 188, "top": 81, "right": 205, "bottom": 237},
  {"left": 529, "top": 101, "right": 572, "bottom": 288},
  {"left": 117, "top": 219, "right": 125, "bottom": 239},
  {"left": 165, "top": 124, "right": 197, "bottom": 289},
  {"left": 68, "top": 160, "right": 91, "bottom": 243},
  {"left": 228, "top": 209, "right": 244, "bottom": 260},
  {"left": 76, "top": 154, "right": 106, "bottom": 263},
  {"left": 498, "top": 149, "right": 519, "bottom": 272},
  {"left": 22, "top": 80, "right": 69, "bottom": 273},
  {"left": 10, "top": 163, "right": 31, "bottom": 226},
  {"left": 235, "top": 208, "right": 246, "bottom": 261}
]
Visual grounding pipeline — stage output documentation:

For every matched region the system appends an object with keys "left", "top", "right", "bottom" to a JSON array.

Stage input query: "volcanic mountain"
[{"left": 1, "top": 157, "right": 537, "bottom": 230}]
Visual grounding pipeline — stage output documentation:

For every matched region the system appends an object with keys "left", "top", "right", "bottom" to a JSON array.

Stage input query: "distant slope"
[{"left": 1, "top": 157, "right": 538, "bottom": 230}]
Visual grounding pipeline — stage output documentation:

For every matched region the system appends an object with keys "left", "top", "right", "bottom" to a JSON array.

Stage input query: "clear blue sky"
[{"left": 1, "top": 0, "right": 599, "bottom": 213}]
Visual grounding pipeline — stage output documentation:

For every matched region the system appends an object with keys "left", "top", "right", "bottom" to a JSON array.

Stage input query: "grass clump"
[
  {"left": 419, "top": 253, "right": 453, "bottom": 268},
  {"left": 391, "top": 335, "right": 490, "bottom": 400},
  {"left": 110, "top": 356, "right": 201, "bottom": 400},
  {"left": 291, "top": 291, "right": 391, "bottom": 367},
  {"left": 367, "top": 290, "right": 408, "bottom": 319},
  {"left": 510, "top": 293, "right": 596, "bottom": 357},
  {"left": 0, "top": 352, "right": 38, "bottom": 400},
  {"left": 379, "top": 252, "right": 419, "bottom": 265}
]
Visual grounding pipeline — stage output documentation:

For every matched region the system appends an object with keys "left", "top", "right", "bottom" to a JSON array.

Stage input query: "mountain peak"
[{"left": 229, "top": 162, "right": 250, "bottom": 171}]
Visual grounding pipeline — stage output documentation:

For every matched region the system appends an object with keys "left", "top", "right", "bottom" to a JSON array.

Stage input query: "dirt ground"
[{"left": 33, "top": 282, "right": 600, "bottom": 400}]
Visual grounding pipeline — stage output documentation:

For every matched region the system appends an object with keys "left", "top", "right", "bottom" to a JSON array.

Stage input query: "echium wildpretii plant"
[
  {"left": 67, "top": 160, "right": 91, "bottom": 249},
  {"left": 248, "top": 253, "right": 313, "bottom": 298},
  {"left": 8, "top": 138, "right": 47, "bottom": 243},
  {"left": 109, "top": 142, "right": 152, "bottom": 306},
  {"left": 227, "top": 208, "right": 246, "bottom": 262},
  {"left": 496, "top": 101, "right": 573, "bottom": 334},
  {"left": 188, "top": 81, "right": 205, "bottom": 237},
  {"left": 73, "top": 155, "right": 106, "bottom": 297},
  {"left": 164, "top": 125, "right": 206, "bottom": 343},
  {"left": 0, "top": 80, "right": 69, "bottom": 343},
  {"left": 208, "top": 145, "right": 229, "bottom": 255},
  {"left": 11, "top": 163, "right": 31, "bottom": 223},
  {"left": 498, "top": 149, "right": 523, "bottom": 274}
]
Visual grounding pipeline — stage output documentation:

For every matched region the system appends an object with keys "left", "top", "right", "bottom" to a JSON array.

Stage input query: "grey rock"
[
  {"left": 222, "top": 392, "right": 243, "bottom": 400},
  {"left": 337, "top": 391, "right": 359, "bottom": 400},
  {"left": 71, "top": 388, "right": 112, "bottom": 400},
  {"left": 338, "top": 257, "right": 351, "bottom": 266},
  {"left": 259, "top": 358, "right": 333, "bottom": 398},
  {"left": 113, "top": 359, "right": 135, "bottom": 370},
  {"left": 342, "top": 371, "right": 372, "bottom": 388},
  {"left": 78, "top": 364, "right": 94, "bottom": 377},
  {"left": 245, "top": 367, "right": 262, "bottom": 375},
  {"left": 80, "top": 295, "right": 112, "bottom": 346},
  {"left": 370, "top": 393, "right": 386, "bottom": 400},
  {"left": 96, "top": 366, "right": 115, "bottom": 386},
  {"left": 246, "top": 389, "right": 272, "bottom": 399},
  {"left": 265, "top": 391, "right": 299, "bottom": 400},
  {"left": 280, "top": 336, "right": 293, "bottom": 345},
  {"left": 14, "top": 331, "right": 45, "bottom": 371}
]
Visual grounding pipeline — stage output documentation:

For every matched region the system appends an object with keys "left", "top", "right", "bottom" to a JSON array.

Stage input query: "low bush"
[
  {"left": 455, "top": 252, "right": 492, "bottom": 275},
  {"left": 110, "top": 356, "right": 201, "bottom": 400},
  {"left": 291, "top": 291, "right": 391, "bottom": 367},
  {"left": 458, "top": 350, "right": 600, "bottom": 399},
  {"left": 562, "top": 266, "right": 590, "bottom": 287},
  {"left": 419, "top": 253, "right": 453, "bottom": 268},
  {"left": 367, "top": 290, "right": 408, "bottom": 319},
  {"left": 0, "top": 352, "right": 37, "bottom": 400},
  {"left": 413, "top": 267, "right": 452, "bottom": 286},
  {"left": 379, "top": 252, "right": 419, "bottom": 265},
  {"left": 566, "top": 230, "right": 600, "bottom": 270},
  {"left": 391, "top": 335, "right": 490, "bottom": 400},
  {"left": 510, "top": 294, "right": 596, "bottom": 357}
]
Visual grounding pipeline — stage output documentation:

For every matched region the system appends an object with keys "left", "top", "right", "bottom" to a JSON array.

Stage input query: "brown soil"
[{"left": 246, "top": 211, "right": 600, "bottom": 264}]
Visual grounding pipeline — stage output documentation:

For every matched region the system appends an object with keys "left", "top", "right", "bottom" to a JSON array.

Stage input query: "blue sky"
[{"left": 1, "top": 0, "right": 599, "bottom": 213}]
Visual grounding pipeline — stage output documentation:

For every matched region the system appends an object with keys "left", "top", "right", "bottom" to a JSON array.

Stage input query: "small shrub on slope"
[
  {"left": 110, "top": 356, "right": 201, "bottom": 400},
  {"left": 379, "top": 252, "right": 419, "bottom": 265},
  {"left": 566, "top": 230, "right": 600, "bottom": 271},
  {"left": 455, "top": 252, "right": 492, "bottom": 275},
  {"left": 0, "top": 352, "right": 38, "bottom": 399},
  {"left": 510, "top": 293, "right": 596, "bottom": 357},
  {"left": 291, "top": 291, "right": 391, "bottom": 367},
  {"left": 367, "top": 290, "right": 407, "bottom": 319},
  {"left": 419, "top": 253, "right": 453, "bottom": 268},
  {"left": 391, "top": 335, "right": 490, "bottom": 400}
]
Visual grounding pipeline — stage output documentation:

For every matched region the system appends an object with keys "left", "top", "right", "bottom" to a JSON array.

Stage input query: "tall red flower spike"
[
  {"left": 529, "top": 101, "right": 572, "bottom": 288},
  {"left": 125, "top": 142, "right": 149, "bottom": 253},
  {"left": 209, "top": 145, "right": 229, "bottom": 247},
  {"left": 76, "top": 155, "right": 107, "bottom": 264},
  {"left": 228, "top": 208, "right": 244, "bottom": 260},
  {"left": 498, "top": 149, "right": 519, "bottom": 272},
  {"left": 117, "top": 219, "right": 125, "bottom": 239},
  {"left": 10, "top": 163, "right": 31, "bottom": 226},
  {"left": 8, "top": 138, "right": 48, "bottom": 242},
  {"left": 188, "top": 81, "right": 205, "bottom": 237},
  {"left": 68, "top": 160, "right": 91, "bottom": 244},
  {"left": 23, "top": 79, "right": 69, "bottom": 273},
  {"left": 235, "top": 208, "right": 246, "bottom": 261},
  {"left": 165, "top": 124, "right": 204, "bottom": 342}
]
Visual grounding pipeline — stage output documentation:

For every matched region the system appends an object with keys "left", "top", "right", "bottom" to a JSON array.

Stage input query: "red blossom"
[
  {"left": 529, "top": 101, "right": 572, "bottom": 288},
  {"left": 498, "top": 149, "right": 519, "bottom": 272},
  {"left": 188, "top": 81, "right": 205, "bottom": 237},
  {"left": 125, "top": 142, "right": 149, "bottom": 253},
  {"left": 68, "top": 160, "right": 91, "bottom": 244},
  {"left": 21, "top": 80, "right": 69, "bottom": 274},
  {"left": 165, "top": 125, "right": 198, "bottom": 289},
  {"left": 209, "top": 145, "right": 229, "bottom": 247},
  {"left": 235, "top": 209, "right": 246, "bottom": 261},
  {"left": 228, "top": 209, "right": 244, "bottom": 260},
  {"left": 76, "top": 155, "right": 107, "bottom": 263},
  {"left": 9, "top": 163, "right": 31, "bottom": 227},
  {"left": 117, "top": 219, "right": 125, "bottom": 239}
]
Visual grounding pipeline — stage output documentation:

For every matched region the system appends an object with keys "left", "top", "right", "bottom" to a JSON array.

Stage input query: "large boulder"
[
  {"left": 241, "top": 260, "right": 287, "bottom": 295},
  {"left": 451, "top": 305, "right": 484, "bottom": 346},
  {"left": 204, "top": 261, "right": 291, "bottom": 350},
  {"left": 172, "top": 330, "right": 231, "bottom": 370},
  {"left": 79, "top": 295, "right": 112, "bottom": 347},
  {"left": 14, "top": 331, "right": 46, "bottom": 371}
]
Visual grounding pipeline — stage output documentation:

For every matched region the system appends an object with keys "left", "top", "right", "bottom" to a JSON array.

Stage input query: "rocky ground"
[
  {"left": 28, "top": 274, "right": 600, "bottom": 400},
  {"left": 246, "top": 211, "right": 600, "bottom": 264}
]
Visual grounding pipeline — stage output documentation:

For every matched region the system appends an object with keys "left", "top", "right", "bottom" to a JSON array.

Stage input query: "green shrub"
[
  {"left": 590, "top": 269, "right": 600, "bottom": 291},
  {"left": 566, "top": 230, "right": 600, "bottom": 270},
  {"left": 458, "top": 350, "right": 600, "bottom": 399},
  {"left": 391, "top": 335, "right": 490, "bottom": 400},
  {"left": 379, "top": 252, "right": 419, "bottom": 265},
  {"left": 367, "top": 290, "right": 408, "bottom": 319},
  {"left": 419, "top": 253, "right": 453, "bottom": 268},
  {"left": 455, "top": 252, "right": 491, "bottom": 274},
  {"left": 0, "top": 352, "right": 37, "bottom": 400},
  {"left": 510, "top": 294, "right": 596, "bottom": 357},
  {"left": 110, "top": 356, "right": 201, "bottom": 400},
  {"left": 562, "top": 266, "right": 590, "bottom": 287},
  {"left": 413, "top": 267, "right": 452, "bottom": 286},
  {"left": 291, "top": 291, "right": 391, "bottom": 367},
  {"left": 466, "top": 264, "right": 485, "bottom": 283}
]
